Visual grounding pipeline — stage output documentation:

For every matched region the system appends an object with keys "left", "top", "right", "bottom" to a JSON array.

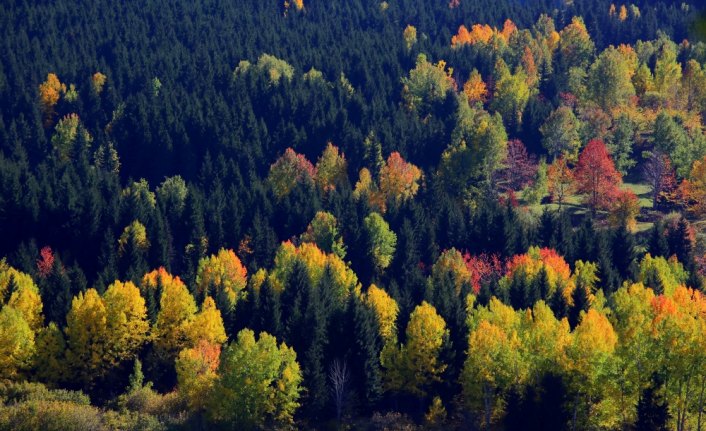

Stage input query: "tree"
[
  {"left": 440, "top": 102, "right": 508, "bottom": 191},
  {"left": 176, "top": 340, "right": 221, "bottom": 412},
  {"left": 0, "top": 305, "right": 35, "bottom": 380},
  {"left": 38, "top": 73, "right": 65, "bottom": 127},
  {"left": 364, "top": 284, "right": 399, "bottom": 343},
  {"left": 184, "top": 296, "right": 227, "bottom": 347},
  {"left": 607, "top": 114, "right": 637, "bottom": 175},
  {"left": 541, "top": 106, "right": 582, "bottom": 162},
  {"left": 575, "top": 139, "right": 622, "bottom": 213},
  {"left": 636, "top": 375, "right": 670, "bottom": 431},
  {"left": 587, "top": 46, "right": 636, "bottom": 111},
  {"left": 564, "top": 308, "right": 618, "bottom": 430},
  {"left": 382, "top": 301, "right": 448, "bottom": 397},
  {"left": 196, "top": 248, "right": 247, "bottom": 309},
  {"left": 301, "top": 211, "right": 346, "bottom": 259},
  {"left": 401, "top": 54, "right": 455, "bottom": 113},
  {"left": 314, "top": 143, "right": 348, "bottom": 192},
  {"left": 364, "top": 212, "right": 397, "bottom": 272},
  {"left": 268, "top": 148, "right": 316, "bottom": 199},
  {"left": 378, "top": 152, "right": 422, "bottom": 206},
  {"left": 51, "top": 114, "right": 92, "bottom": 162},
  {"left": 497, "top": 139, "right": 536, "bottom": 192},
  {"left": 608, "top": 190, "right": 640, "bottom": 232},
  {"left": 329, "top": 358, "right": 351, "bottom": 423},
  {"left": 643, "top": 152, "right": 677, "bottom": 209},
  {"left": 153, "top": 272, "right": 198, "bottom": 359},
  {"left": 547, "top": 157, "right": 576, "bottom": 207},
  {"left": 491, "top": 59, "right": 532, "bottom": 131},
  {"left": 680, "top": 156, "right": 706, "bottom": 216},
  {"left": 102, "top": 280, "right": 149, "bottom": 367},
  {"left": 463, "top": 69, "right": 488, "bottom": 105},
  {"left": 207, "top": 329, "right": 302, "bottom": 429},
  {"left": 403, "top": 25, "right": 417, "bottom": 50},
  {"left": 64, "top": 289, "right": 109, "bottom": 387}
]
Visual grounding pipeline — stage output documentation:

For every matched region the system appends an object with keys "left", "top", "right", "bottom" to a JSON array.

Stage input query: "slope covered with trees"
[{"left": 1, "top": 0, "right": 706, "bottom": 429}]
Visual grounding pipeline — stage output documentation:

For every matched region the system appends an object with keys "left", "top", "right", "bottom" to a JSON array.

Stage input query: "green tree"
[
  {"left": 364, "top": 212, "right": 397, "bottom": 272},
  {"left": 207, "top": 329, "right": 302, "bottom": 429}
]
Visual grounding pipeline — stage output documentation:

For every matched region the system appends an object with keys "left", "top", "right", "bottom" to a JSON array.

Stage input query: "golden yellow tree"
[{"left": 382, "top": 301, "right": 448, "bottom": 396}]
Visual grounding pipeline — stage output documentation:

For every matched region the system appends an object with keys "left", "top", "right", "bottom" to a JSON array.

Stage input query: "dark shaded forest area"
[{"left": 1, "top": 0, "right": 706, "bottom": 429}]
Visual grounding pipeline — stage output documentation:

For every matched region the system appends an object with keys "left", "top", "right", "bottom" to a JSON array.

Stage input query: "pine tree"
[
  {"left": 636, "top": 375, "right": 670, "bottom": 431},
  {"left": 569, "top": 284, "right": 590, "bottom": 329},
  {"left": 649, "top": 220, "right": 669, "bottom": 258}
]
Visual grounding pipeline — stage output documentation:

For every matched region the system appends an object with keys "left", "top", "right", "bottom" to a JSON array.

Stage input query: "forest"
[{"left": 2, "top": 0, "right": 706, "bottom": 429}]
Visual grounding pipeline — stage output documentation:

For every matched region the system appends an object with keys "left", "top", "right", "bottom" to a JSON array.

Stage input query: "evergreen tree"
[{"left": 636, "top": 375, "right": 670, "bottom": 431}]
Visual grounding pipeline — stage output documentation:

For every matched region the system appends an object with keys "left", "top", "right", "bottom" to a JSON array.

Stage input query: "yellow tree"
[
  {"left": 153, "top": 273, "right": 198, "bottom": 360},
  {"left": 34, "top": 322, "right": 67, "bottom": 386},
  {"left": 196, "top": 248, "right": 248, "bottom": 309},
  {"left": 364, "top": 284, "right": 399, "bottom": 343},
  {"left": 382, "top": 301, "right": 448, "bottom": 397},
  {"left": 610, "top": 283, "right": 656, "bottom": 428},
  {"left": 463, "top": 69, "right": 488, "bottom": 105},
  {"left": 0, "top": 305, "right": 36, "bottom": 380},
  {"left": 64, "top": 289, "right": 109, "bottom": 387},
  {"left": 564, "top": 308, "right": 619, "bottom": 430},
  {"left": 462, "top": 298, "right": 532, "bottom": 428},
  {"left": 184, "top": 296, "right": 227, "bottom": 347},
  {"left": 176, "top": 339, "right": 221, "bottom": 412},
  {"left": 0, "top": 261, "right": 44, "bottom": 331},
  {"left": 547, "top": 156, "right": 576, "bottom": 207},
  {"left": 103, "top": 280, "right": 149, "bottom": 366},
  {"left": 314, "top": 142, "right": 348, "bottom": 192},
  {"left": 403, "top": 25, "right": 417, "bottom": 50}
]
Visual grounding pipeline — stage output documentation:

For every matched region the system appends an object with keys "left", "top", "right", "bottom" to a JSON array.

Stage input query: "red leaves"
[
  {"left": 575, "top": 139, "right": 622, "bottom": 212},
  {"left": 463, "top": 253, "right": 503, "bottom": 294},
  {"left": 37, "top": 246, "right": 54, "bottom": 278}
]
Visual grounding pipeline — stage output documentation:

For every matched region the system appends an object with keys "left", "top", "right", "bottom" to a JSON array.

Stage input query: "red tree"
[
  {"left": 575, "top": 139, "right": 622, "bottom": 213},
  {"left": 37, "top": 246, "right": 55, "bottom": 278}
]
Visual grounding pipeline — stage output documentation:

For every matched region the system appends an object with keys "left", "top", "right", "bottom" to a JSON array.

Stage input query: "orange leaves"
[
  {"left": 196, "top": 249, "right": 248, "bottom": 308},
  {"left": 451, "top": 20, "right": 517, "bottom": 48},
  {"left": 39, "top": 73, "right": 65, "bottom": 127},
  {"left": 462, "top": 69, "right": 488, "bottom": 105},
  {"left": 355, "top": 152, "right": 422, "bottom": 213},
  {"left": 547, "top": 157, "right": 575, "bottom": 206},
  {"left": 379, "top": 152, "right": 422, "bottom": 205}
]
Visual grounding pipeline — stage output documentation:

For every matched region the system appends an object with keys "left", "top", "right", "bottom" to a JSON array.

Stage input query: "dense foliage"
[{"left": 2, "top": 0, "right": 706, "bottom": 429}]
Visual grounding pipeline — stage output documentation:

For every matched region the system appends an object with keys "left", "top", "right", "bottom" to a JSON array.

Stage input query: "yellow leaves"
[
  {"left": 364, "top": 284, "right": 399, "bottom": 342},
  {"left": 154, "top": 273, "right": 197, "bottom": 357},
  {"left": 65, "top": 283, "right": 148, "bottom": 387},
  {"left": 382, "top": 301, "right": 448, "bottom": 396},
  {"left": 403, "top": 25, "right": 417, "bottom": 50},
  {"left": 0, "top": 262, "right": 43, "bottom": 332},
  {"left": 0, "top": 305, "right": 36, "bottom": 380},
  {"left": 196, "top": 248, "right": 248, "bottom": 309},
  {"left": 91, "top": 72, "right": 107, "bottom": 94},
  {"left": 184, "top": 296, "right": 227, "bottom": 347},
  {"left": 65, "top": 289, "right": 108, "bottom": 385},
  {"left": 315, "top": 143, "right": 348, "bottom": 192},
  {"left": 176, "top": 340, "right": 221, "bottom": 411},
  {"left": 118, "top": 220, "right": 150, "bottom": 257},
  {"left": 103, "top": 281, "right": 149, "bottom": 364}
]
